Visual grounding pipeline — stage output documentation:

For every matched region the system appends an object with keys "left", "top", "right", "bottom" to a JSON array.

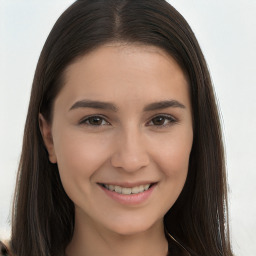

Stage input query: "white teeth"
[
  {"left": 139, "top": 185, "right": 144, "bottom": 191},
  {"left": 114, "top": 186, "right": 122, "bottom": 193},
  {"left": 131, "top": 186, "right": 140, "bottom": 194},
  {"left": 144, "top": 184, "right": 150, "bottom": 190},
  {"left": 122, "top": 187, "right": 132, "bottom": 195},
  {"left": 109, "top": 185, "right": 115, "bottom": 191},
  {"left": 103, "top": 184, "right": 152, "bottom": 195}
]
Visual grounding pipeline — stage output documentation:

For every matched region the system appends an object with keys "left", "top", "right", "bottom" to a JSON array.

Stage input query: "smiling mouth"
[{"left": 99, "top": 183, "right": 155, "bottom": 195}]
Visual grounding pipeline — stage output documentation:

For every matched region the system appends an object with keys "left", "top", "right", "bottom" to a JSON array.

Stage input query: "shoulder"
[{"left": 0, "top": 240, "right": 12, "bottom": 256}]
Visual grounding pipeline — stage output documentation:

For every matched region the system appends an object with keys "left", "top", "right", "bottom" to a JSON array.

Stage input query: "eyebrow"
[
  {"left": 69, "top": 100, "right": 118, "bottom": 112},
  {"left": 69, "top": 99, "right": 185, "bottom": 112},
  {"left": 143, "top": 100, "right": 185, "bottom": 111}
]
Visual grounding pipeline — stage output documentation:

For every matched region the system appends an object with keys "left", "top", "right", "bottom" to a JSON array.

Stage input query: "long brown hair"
[{"left": 11, "top": 1, "right": 233, "bottom": 255}]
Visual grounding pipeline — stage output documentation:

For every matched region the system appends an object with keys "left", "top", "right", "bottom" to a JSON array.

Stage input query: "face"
[{"left": 40, "top": 44, "right": 193, "bottom": 236}]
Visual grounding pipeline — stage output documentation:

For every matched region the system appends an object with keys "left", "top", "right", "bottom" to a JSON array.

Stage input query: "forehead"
[
  {"left": 65, "top": 43, "right": 187, "bottom": 80},
  {"left": 55, "top": 43, "right": 190, "bottom": 110}
]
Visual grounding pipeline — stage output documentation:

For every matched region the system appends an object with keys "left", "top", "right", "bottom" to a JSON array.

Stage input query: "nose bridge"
[{"left": 111, "top": 124, "right": 150, "bottom": 172}]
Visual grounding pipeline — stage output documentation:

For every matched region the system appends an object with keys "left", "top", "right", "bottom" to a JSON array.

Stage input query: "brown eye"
[
  {"left": 151, "top": 116, "right": 166, "bottom": 125},
  {"left": 80, "top": 116, "right": 109, "bottom": 126},
  {"left": 88, "top": 116, "right": 103, "bottom": 125},
  {"left": 148, "top": 115, "right": 176, "bottom": 127}
]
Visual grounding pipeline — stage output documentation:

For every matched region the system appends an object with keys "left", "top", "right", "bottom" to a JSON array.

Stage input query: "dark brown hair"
[{"left": 11, "top": 1, "right": 233, "bottom": 255}]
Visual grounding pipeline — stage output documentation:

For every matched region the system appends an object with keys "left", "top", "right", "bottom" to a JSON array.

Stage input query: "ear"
[{"left": 39, "top": 113, "right": 57, "bottom": 163}]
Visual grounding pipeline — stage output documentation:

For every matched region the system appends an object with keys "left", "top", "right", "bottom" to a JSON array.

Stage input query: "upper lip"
[{"left": 97, "top": 181, "right": 157, "bottom": 188}]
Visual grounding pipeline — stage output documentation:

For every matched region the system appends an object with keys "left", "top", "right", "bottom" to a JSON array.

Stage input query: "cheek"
[
  {"left": 139, "top": 129, "right": 193, "bottom": 216},
  {"left": 152, "top": 130, "right": 193, "bottom": 178},
  {"left": 52, "top": 130, "right": 112, "bottom": 191}
]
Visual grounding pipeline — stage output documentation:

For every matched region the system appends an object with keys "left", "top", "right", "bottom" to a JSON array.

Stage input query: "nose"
[{"left": 110, "top": 128, "right": 150, "bottom": 172}]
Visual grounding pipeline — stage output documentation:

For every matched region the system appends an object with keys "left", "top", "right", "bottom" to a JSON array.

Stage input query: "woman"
[{"left": 1, "top": 0, "right": 233, "bottom": 255}]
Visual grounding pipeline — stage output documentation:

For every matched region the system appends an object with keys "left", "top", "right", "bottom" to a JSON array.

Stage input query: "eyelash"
[
  {"left": 79, "top": 115, "right": 110, "bottom": 126},
  {"left": 146, "top": 114, "right": 177, "bottom": 128},
  {"left": 79, "top": 114, "right": 177, "bottom": 128}
]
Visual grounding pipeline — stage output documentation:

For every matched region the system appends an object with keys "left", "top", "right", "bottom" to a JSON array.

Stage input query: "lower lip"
[{"left": 99, "top": 184, "right": 156, "bottom": 205}]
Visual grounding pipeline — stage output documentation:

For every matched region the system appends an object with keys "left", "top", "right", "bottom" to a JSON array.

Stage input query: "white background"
[{"left": 0, "top": 1, "right": 255, "bottom": 255}]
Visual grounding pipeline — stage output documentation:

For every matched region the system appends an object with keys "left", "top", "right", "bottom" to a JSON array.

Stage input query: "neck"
[{"left": 66, "top": 212, "right": 168, "bottom": 256}]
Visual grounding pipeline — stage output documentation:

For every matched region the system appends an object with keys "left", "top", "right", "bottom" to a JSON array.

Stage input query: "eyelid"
[
  {"left": 78, "top": 114, "right": 110, "bottom": 126},
  {"left": 77, "top": 113, "right": 178, "bottom": 127},
  {"left": 146, "top": 113, "right": 178, "bottom": 127}
]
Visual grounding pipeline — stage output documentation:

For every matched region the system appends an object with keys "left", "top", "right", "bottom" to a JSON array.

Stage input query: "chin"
[{"left": 106, "top": 216, "right": 163, "bottom": 236}]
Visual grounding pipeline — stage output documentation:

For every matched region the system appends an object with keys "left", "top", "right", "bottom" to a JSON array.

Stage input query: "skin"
[{"left": 40, "top": 44, "right": 193, "bottom": 256}]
